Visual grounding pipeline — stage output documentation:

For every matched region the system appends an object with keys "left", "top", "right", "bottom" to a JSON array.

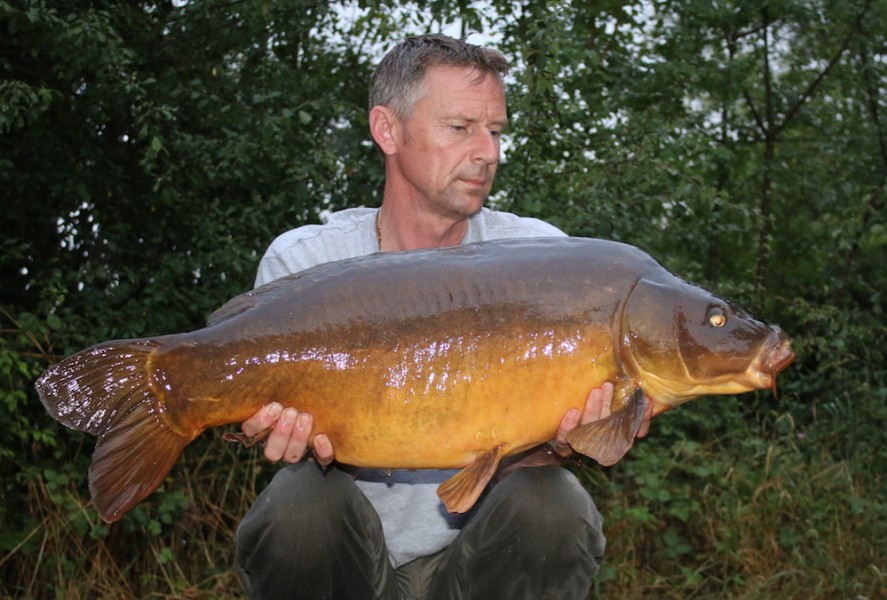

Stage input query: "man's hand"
[
  {"left": 495, "top": 383, "right": 653, "bottom": 478},
  {"left": 241, "top": 403, "right": 334, "bottom": 467},
  {"left": 549, "top": 382, "right": 653, "bottom": 458}
]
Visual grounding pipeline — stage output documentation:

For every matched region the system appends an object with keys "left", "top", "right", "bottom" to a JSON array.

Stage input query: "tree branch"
[{"left": 772, "top": 0, "right": 872, "bottom": 139}]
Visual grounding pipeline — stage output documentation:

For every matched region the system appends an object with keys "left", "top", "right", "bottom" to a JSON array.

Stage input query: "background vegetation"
[{"left": 2, "top": 0, "right": 884, "bottom": 598}]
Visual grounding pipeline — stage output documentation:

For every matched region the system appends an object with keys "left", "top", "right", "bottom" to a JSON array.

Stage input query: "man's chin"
[{"left": 435, "top": 193, "right": 487, "bottom": 220}]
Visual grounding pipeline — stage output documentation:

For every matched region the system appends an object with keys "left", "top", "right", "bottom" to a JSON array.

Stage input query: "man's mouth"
[{"left": 460, "top": 177, "right": 488, "bottom": 188}]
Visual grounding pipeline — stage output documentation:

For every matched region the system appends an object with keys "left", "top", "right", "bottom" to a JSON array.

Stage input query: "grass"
[
  {"left": 587, "top": 429, "right": 886, "bottom": 599},
  {"left": 1, "top": 420, "right": 885, "bottom": 599}
]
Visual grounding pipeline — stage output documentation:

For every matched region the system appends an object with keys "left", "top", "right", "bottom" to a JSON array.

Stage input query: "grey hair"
[{"left": 369, "top": 33, "right": 510, "bottom": 117}]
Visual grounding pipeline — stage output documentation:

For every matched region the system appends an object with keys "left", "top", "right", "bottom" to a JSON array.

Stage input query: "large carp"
[{"left": 36, "top": 237, "right": 794, "bottom": 523}]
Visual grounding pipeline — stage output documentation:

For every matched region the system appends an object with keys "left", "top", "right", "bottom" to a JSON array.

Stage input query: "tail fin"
[{"left": 35, "top": 339, "right": 192, "bottom": 523}]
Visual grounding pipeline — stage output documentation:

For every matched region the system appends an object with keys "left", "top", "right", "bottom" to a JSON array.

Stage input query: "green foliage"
[
  {"left": 1, "top": 0, "right": 885, "bottom": 598},
  {"left": 581, "top": 408, "right": 886, "bottom": 598}
]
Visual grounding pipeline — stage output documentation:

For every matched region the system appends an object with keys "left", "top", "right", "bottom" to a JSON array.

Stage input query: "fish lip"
[{"left": 756, "top": 331, "right": 796, "bottom": 391}]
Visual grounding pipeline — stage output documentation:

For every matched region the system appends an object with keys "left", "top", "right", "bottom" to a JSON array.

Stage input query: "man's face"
[{"left": 392, "top": 65, "right": 508, "bottom": 220}]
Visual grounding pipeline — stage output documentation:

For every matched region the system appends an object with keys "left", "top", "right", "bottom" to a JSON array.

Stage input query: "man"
[{"left": 234, "top": 33, "right": 651, "bottom": 599}]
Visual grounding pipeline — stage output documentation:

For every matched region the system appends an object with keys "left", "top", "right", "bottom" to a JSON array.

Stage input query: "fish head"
[{"left": 619, "top": 276, "right": 795, "bottom": 414}]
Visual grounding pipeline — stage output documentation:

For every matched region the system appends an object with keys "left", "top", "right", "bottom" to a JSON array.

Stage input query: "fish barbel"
[{"left": 35, "top": 237, "right": 794, "bottom": 523}]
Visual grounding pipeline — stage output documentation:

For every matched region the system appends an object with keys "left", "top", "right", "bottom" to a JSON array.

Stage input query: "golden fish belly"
[{"left": 163, "top": 321, "right": 618, "bottom": 469}]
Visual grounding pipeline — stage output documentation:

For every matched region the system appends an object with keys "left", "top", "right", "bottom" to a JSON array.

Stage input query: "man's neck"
[{"left": 377, "top": 198, "right": 473, "bottom": 252}]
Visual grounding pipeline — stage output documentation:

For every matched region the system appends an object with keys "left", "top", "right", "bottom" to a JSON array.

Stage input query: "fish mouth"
[{"left": 753, "top": 329, "right": 796, "bottom": 392}]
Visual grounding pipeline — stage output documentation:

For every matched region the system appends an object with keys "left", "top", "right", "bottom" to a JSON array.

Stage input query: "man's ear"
[{"left": 369, "top": 105, "right": 398, "bottom": 156}]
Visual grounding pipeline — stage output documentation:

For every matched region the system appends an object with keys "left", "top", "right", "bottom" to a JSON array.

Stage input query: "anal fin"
[
  {"left": 437, "top": 444, "right": 505, "bottom": 513},
  {"left": 566, "top": 387, "right": 646, "bottom": 466}
]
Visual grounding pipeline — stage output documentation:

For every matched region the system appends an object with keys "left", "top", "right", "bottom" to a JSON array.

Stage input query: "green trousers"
[{"left": 234, "top": 463, "right": 605, "bottom": 600}]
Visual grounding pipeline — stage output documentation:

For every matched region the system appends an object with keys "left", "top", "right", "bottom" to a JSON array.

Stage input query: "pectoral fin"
[
  {"left": 437, "top": 444, "right": 505, "bottom": 513},
  {"left": 566, "top": 387, "right": 646, "bottom": 467}
]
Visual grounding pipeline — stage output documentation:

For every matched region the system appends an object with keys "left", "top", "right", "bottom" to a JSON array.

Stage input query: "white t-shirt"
[{"left": 256, "top": 206, "right": 566, "bottom": 567}]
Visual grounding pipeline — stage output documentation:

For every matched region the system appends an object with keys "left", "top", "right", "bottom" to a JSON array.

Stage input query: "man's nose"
[{"left": 471, "top": 129, "right": 500, "bottom": 164}]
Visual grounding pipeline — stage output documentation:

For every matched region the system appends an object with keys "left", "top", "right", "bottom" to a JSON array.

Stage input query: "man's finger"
[
  {"left": 280, "top": 412, "right": 313, "bottom": 463},
  {"left": 556, "top": 408, "right": 581, "bottom": 440},
  {"left": 264, "top": 407, "right": 299, "bottom": 462},
  {"left": 599, "top": 381, "right": 614, "bottom": 420},
  {"left": 313, "top": 434, "right": 334, "bottom": 467},
  {"left": 242, "top": 402, "right": 283, "bottom": 437},
  {"left": 583, "top": 387, "right": 604, "bottom": 423},
  {"left": 582, "top": 381, "right": 614, "bottom": 424}
]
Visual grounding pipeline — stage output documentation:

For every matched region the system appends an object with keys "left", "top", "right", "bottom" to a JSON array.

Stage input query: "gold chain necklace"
[{"left": 375, "top": 208, "right": 383, "bottom": 251}]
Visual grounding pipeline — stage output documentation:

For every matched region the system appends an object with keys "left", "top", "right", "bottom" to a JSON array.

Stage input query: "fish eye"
[{"left": 708, "top": 307, "right": 728, "bottom": 328}]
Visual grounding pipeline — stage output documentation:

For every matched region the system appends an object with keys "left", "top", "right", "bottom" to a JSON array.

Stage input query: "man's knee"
[
  {"left": 234, "top": 463, "right": 392, "bottom": 598},
  {"left": 235, "top": 462, "right": 379, "bottom": 574},
  {"left": 237, "top": 462, "right": 358, "bottom": 544},
  {"left": 495, "top": 467, "right": 606, "bottom": 557},
  {"left": 428, "top": 468, "right": 606, "bottom": 599}
]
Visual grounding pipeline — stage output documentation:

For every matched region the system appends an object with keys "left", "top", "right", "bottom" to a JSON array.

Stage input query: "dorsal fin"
[{"left": 205, "top": 273, "right": 303, "bottom": 327}]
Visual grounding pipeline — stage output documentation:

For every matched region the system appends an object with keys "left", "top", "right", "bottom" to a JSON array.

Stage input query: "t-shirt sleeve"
[
  {"left": 254, "top": 209, "right": 378, "bottom": 288},
  {"left": 254, "top": 228, "right": 325, "bottom": 287}
]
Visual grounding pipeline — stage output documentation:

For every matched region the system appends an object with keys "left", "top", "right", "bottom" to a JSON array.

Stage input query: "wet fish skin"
[{"left": 35, "top": 237, "right": 794, "bottom": 523}]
